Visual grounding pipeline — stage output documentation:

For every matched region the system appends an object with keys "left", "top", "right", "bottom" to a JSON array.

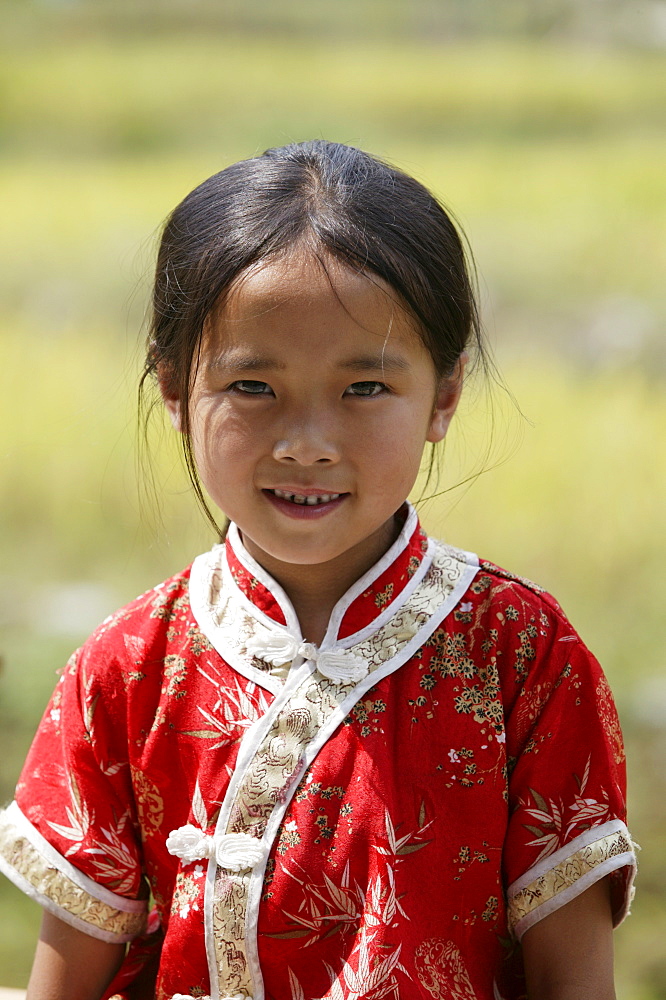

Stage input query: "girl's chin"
[{"left": 238, "top": 511, "right": 401, "bottom": 578}]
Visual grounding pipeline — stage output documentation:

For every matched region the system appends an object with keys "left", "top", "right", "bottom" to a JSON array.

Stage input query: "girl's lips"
[{"left": 262, "top": 489, "right": 348, "bottom": 520}]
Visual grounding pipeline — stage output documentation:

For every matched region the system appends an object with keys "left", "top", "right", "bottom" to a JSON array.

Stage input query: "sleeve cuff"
[
  {"left": 0, "top": 802, "right": 147, "bottom": 943},
  {"left": 507, "top": 818, "right": 637, "bottom": 941}
]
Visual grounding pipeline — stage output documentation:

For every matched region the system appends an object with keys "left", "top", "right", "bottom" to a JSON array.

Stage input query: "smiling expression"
[{"left": 163, "top": 249, "right": 463, "bottom": 587}]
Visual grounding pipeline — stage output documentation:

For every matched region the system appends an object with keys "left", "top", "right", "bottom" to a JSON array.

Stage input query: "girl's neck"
[{"left": 241, "top": 515, "right": 401, "bottom": 645}]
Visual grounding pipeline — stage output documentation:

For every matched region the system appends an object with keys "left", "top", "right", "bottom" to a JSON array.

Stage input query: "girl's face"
[{"left": 163, "top": 250, "right": 462, "bottom": 582}]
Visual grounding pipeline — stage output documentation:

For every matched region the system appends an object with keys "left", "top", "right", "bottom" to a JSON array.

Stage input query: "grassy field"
[{"left": 0, "top": 28, "right": 665, "bottom": 995}]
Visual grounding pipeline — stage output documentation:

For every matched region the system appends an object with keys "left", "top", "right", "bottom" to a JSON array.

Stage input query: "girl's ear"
[
  {"left": 157, "top": 366, "right": 184, "bottom": 432},
  {"left": 426, "top": 353, "right": 467, "bottom": 443}
]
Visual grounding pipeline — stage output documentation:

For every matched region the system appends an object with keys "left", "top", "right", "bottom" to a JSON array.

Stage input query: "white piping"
[
  {"left": 226, "top": 523, "right": 301, "bottom": 635},
  {"left": 1, "top": 802, "right": 145, "bottom": 914},
  {"left": 321, "top": 504, "right": 419, "bottom": 646},
  {"left": 242, "top": 555, "right": 480, "bottom": 1000},
  {"left": 507, "top": 818, "right": 630, "bottom": 895},
  {"left": 0, "top": 802, "right": 145, "bottom": 944}
]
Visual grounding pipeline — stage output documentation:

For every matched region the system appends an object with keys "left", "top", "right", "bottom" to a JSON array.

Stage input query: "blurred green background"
[{"left": 1, "top": 0, "right": 665, "bottom": 993}]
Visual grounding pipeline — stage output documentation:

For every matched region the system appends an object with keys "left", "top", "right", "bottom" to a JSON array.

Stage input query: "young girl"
[{"left": 0, "top": 141, "right": 635, "bottom": 1000}]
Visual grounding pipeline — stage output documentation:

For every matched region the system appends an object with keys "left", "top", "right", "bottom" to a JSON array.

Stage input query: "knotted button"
[
  {"left": 247, "top": 632, "right": 369, "bottom": 684},
  {"left": 170, "top": 995, "right": 248, "bottom": 1000},
  {"left": 166, "top": 826, "right": 267, "bottom": 872},
  {"left": 246, "top": 632, "right": 301, "bottom": 666},
  {"left": 316, "top": 650, "right": 369, "bottom": 684}
]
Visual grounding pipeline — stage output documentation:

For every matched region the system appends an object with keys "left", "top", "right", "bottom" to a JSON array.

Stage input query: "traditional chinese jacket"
[{"left": 0, "top": 507, "right": 636, "bottom": 1000}]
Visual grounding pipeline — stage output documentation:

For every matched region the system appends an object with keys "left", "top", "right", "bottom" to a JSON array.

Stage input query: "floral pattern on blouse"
[{"left": 0, "top": 509, "right": 635, "bottom": 1000}]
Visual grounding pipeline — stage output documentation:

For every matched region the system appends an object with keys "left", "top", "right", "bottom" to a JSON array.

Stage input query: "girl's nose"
[{"left": 272, "top": 418, "right": 340, "bottom": 466}]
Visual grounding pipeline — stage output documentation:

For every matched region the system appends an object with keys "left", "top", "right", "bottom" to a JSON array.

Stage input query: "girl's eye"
[
  {"left": 229, "top": 380, "right": 273, "bottom": 395},
  {"left": 345, "top": 381, "right": 388, "bottom": 397}
]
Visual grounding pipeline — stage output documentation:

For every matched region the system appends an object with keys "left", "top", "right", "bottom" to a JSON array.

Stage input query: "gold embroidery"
[
  {"left": 508, "top": 829, "right": 633, "bottom": 932},
  {"left": 209, "top": 541, "right": 473, "bottom": 995},
  {"left": 132, "top": 767, "right": 165, "bottom": 836},
  {"left": 415, "top": 939, "right": 478, "bottom": 1000},
  {"left": 596, "top": 674, "right": 625, "bottom": 764},
  {"left": 0, "top": 814, "right": 146, "bottom": 941}
]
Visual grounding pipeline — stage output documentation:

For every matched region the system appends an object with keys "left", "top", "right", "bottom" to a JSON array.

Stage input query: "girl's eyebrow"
[
  {"left": 340, "top": 353, "right": 411, "bottom": 374},
  {"left": 205, "top": 352, "right": 285, "bottom": 374},
  {"left": 205, "top": 351, "right": 412, "bottom": 374}
]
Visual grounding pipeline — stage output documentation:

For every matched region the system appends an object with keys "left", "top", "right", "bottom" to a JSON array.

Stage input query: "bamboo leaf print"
[
  {"left": 343, "top": 956, "right": 360, "bottom": 993},
  {"left": 288, "top": 967, "right": 305, "bottom": 1000},
  {"left": 323, "top": 964, "right": 346, "bottom": 1000},
  {"left": 366, "top": 944, "right": 402, "bottom": 992},
  {"left": 384, "top": 809, "right": 397, "bottom": 854},
  {"left": 396, "top": 840, "right": 432, "bottom": 855},
  {"left": 322, "top": 921, "right": 347, "bottom": 941},
  {"left": 280, "top": 910, "right": 321, "bottom": 932},
  {"left": 323, "top": 874, "right": 358, "bottom": 917},
  {"left": 192, "top": 780, "right": 207, "bottom": 829},
  {"left": 264, "top": 929, "right": 312, "bottom": 939},
  {"left": 529, "top": 787, "right": 549, "bottom": 814},
  {"left": 371, "top": 874, "right": 382, "bottom": 912},
  {"left": 179, "top": 729, "right": 226, "bottom": 739},
  {"left": 524, "top": 808, "right": 554, "bottom": 826}
]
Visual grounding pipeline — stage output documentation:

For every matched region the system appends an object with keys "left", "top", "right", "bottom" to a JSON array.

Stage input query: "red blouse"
[{"left": 0, "top": 507, "right": 635, "bottom": 1000}]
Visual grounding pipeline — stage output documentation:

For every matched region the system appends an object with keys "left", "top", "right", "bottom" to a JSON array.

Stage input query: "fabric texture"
[{"left": 0, "top": 509, "right": 635, "bottom": 1000}]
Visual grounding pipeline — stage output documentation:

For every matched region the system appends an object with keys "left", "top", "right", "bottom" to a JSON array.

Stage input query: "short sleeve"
[
  {"left": 502, "top": 608, "right": 636, "bottom": 940},
  {"left": 0, "top": 642, "right": 148, "bottom": 943}
]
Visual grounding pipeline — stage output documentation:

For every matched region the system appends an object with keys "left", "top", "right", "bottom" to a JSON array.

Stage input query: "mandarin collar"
[{"left": 224, "top": 504, "right": 429, "bottom": 644}]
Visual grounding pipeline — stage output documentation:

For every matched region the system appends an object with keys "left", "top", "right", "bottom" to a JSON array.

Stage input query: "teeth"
[{"left": 272, "top": 489, "right": 341, "bottom": 505}]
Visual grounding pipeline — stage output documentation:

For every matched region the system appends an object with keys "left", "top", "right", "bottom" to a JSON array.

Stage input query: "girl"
[{"left": 0, "top": 141, "right": 635, "bottom": 1000}]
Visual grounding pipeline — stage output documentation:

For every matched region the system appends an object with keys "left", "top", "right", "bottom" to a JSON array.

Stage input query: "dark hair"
[{"left": 141, "top": 139, "right": 485, "bottom": 532}]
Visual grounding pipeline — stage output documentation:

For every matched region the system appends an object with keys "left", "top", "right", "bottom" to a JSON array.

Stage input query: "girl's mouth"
[
  {"left": 270, "top": 489, "right": 342, "bottom": 506},
  {"left": 263, "top": 489, "right": 348, "bottom": 518}
]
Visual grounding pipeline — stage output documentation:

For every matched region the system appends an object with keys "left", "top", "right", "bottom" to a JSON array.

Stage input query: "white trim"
[
  {"left": 204, "top": 849, "right": 219, "bottom": 1000},
  {"left": 508, "top": 819, "right": 637, "bottom": 941},
  {"left": 225, "top": 505, "right": 426, "bottom": 653},
  {"left": 226, "top": 523, "right": 301, "bottom": 634},
  {"left": 204, "top": 656, "right": 316, "bottom": 997},
  {"left": 513, "top": 852, "right": 636, "bottom": 941},
  {"left": 335, "top": 540, "right": 479, "bottom": 652},
  {"left": 0, "top": 803, "right": 145, "bottom": 944},
  {"left": 1, "top": 803, "right": 145, "bottom": 914},
  {"left": 196, "top": 531, "right": 480, "bottom": 999},
  {"left": 332, "top": 536, "right": 435, "bottom": 649},
  {"left": 189, "top": 509, "right": 434, "bottom": 694},
  {"left": 189, "top": 549, "right": 284, "bottom": 697},
  {"left": 507, "top": 818, "right": 629, "bottom": 896},
  {"left": 321, "top": 504, "right": 419, "bottom": 646},
  {"left": 241, "top": 553, "right": 480, "bottom": 1000},
  {"left": 0, "top": 850, "right": 138, "bottom": 944},
  {"left": 220, "top": 553, "right": 297, "bottom": 637}
]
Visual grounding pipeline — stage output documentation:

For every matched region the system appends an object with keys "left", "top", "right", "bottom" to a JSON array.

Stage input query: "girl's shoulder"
[
  {"left": 71, "top": 563, "right": 196, "bottom": 681},
  {"left": 431, "top": 539, "right": 597, "bottom": 673},
  {"left": 436, "top": 544, "right": 603, "bottom": 691},
  {"left": 436, "top": 538, "right": 574, "bottom": 632}
]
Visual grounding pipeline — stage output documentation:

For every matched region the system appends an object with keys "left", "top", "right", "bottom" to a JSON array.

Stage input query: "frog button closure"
[{"left": 166, "top": 826, "right": 267, "bottom": 872}]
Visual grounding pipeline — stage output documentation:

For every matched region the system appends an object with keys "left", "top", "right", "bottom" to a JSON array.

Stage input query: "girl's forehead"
[
  {"left": 216, "top": 249, "right": 410, "bottom": 331},
  {"left": 201, "top": 248, "right": 433, "bottom": 371},
  {"left": 199, "top": 250, "right": 437, "bottom": 378}
]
